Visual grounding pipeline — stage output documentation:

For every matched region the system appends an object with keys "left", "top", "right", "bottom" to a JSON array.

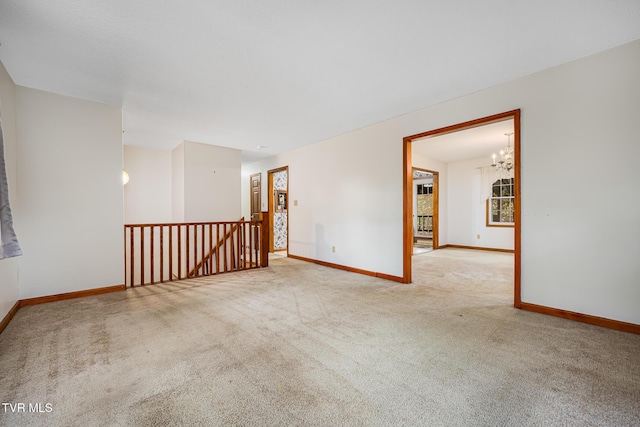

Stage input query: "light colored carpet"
[
  {"left": 413, "top": 239, "right": 433, "bottom": 255},
  {"left": 413, "top": 247, "right": 433, "bottom": 255},
  {"left": 1, "top": 249, "right": 638, "bottom": 426}
]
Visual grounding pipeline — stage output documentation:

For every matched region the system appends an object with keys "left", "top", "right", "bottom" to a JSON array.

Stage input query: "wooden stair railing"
[
  {"left": 124, "top": 212, "right": 269, "bottom": 287},
  {"left": 187, "top": 217, "right": 243, "bottom": 278}
]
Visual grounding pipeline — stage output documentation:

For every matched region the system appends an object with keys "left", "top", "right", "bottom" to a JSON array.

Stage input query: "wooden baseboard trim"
[
  {"left": 1, "top": 284, "right": 126, "bottom": 335},
  {"left": 440, "top": 244, "right": 514, "bottom": 253},
  {"left": 374, "top": 271, "right": 406, "bottom": 283},
  {"left": 288, "top": 254, "right": 405, "bottom": 283},
  {"left": 19, "top": 284, "right": 126, "bottom": 307},
  {"left": 0, "top": 301, "right": 21, "bottom": 335},
  {"left": 520, "top": 302, "right": 640, "bottom": 335}
]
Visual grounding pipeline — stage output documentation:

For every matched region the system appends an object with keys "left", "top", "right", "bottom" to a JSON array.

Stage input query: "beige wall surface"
[
  {"left": 183, "top": 141, "right": 241, "bottom": 222},
  {"left": 127, "top": 141, "right": 241, "bottom": 224},
  {"left": 15, "top": 87, "right": 124, "bottom": 299},
  {"left": 171, "top": 142, "right": 185, "bottom": 223},
  {"left": 244, "top": 40, "right": 640, "bottom": 324},
  {"left": 124, "top": 145, "right": 172, "bottom": 224}
]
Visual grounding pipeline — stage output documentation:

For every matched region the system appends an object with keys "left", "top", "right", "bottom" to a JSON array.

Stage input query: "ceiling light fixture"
[{"left": 491, "top": 132, "right": 514, "bottom": 173}]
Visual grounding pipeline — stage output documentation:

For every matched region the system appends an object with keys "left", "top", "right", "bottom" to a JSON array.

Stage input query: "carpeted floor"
[
  {"left": 1, "top": 249, "right": 638, "bottom": 426},
  {"left": 413, "top": 239, "right": 433, "bottom": 255}
]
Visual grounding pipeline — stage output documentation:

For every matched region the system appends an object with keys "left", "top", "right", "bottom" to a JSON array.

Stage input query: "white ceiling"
[
  {"left": 413, "top": 119, "right": 514, "bottom": 164},
  {"left": 1, "top": 1, "right": 639, "bottom": 164}
]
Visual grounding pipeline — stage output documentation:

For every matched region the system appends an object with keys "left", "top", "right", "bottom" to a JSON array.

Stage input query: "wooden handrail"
[
  {"left": 188, "top": 217, "right": 244, "bottom": 278},
  {"left": 124, "top": 213, "right": 269, "bottom": 287}
]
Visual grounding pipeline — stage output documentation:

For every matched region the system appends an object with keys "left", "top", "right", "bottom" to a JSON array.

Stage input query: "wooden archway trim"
[{"left": 403, "top": 109, "right": 521, "bottom": 308}]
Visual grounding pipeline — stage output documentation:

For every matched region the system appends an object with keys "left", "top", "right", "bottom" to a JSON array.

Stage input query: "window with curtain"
[{"left": 0, "top": 114, "right": 22, "bottom": 259}]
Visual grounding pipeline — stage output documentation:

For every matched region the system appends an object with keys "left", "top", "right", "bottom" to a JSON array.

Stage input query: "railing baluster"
[
  {"left": 254, "top": 222, "right": 258, "bottom": 266},
  {"left": 150, "top": 225, "right": 155, "bottom": 284},
  {"left": 140, "top": 227, "right": 145, "bottom": 286},
  {"left": 254, "top": 223, "right": 257, "bottom": 268},
  {"left": 124, "top": 226, "right": 127, "bottom": 287},
  {"left": 178, "top": 225, "right": 182, "bottom": 280},
  {"left": 169, "top": 225, "right": 173, "bottom": 281},
  {"left": 186, "top": 224, "right": 191, "bottom": 278},
  {"left": 200, "top": 224, "right": 205, "bottom": 275},
  {"left": 248, "top": 223, "right": 252, "bottom": 268},
  {"left": 129, "top": 227, "right": 134, "bottom": 287},
  {"left": 208, "top": 224, "right": 213, "bottom": 276},
  {"left": 216, "top": 224, "right": 220, "bottom": 274},
  {"left": 242, "top": 223, "right": 247, "bottom": 270},
  {"left": 236, "top": 223, "right": 241, "bottom": 270},
  {"left": 193, "top": 224, "right": 197, "bottom": 276},
  {"left": 225, "top": 226, "right": 236, "bottom": 271},
  {"left": 223, "top": 223, "right": 228, "bottom": 272},
  {"left": 260, "top": 214, "right": 269, "bottom": 267},
  {"left": 160, "top": 225, "right": 164, "bottom": 283}
]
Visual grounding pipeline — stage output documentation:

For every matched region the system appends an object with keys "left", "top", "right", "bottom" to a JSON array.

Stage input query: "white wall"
[
  {"left": 243, "top": 123, "right": 405, "bottom": 278},
  {"left": 447, "top": 157, "right": 513, "bottom": 250},
  {"left": 16, "top": 87, "right": 124, "bottom": 299},
  {"left": 0, "top": 61, "right": 19, "bottom": 318},
  {"left": 126, "top": 140, "right": 241, "bottom": 225},
  {"left": 183, "top": 141, "right": 241, "bottom": 222},
  {"left": 243, "top": 40, "right": 640, "bottom": 324},
  {"left": 124, "top": 145, "right": 172, "bottom": 224},
  {"left": 171, "top": 143, "right": 185, "bottom": 222}
]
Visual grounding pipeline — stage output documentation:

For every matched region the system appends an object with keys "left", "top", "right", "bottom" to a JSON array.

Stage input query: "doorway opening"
[
  {"left": 412, "top": 168, "right": 439, "bottom": 255},
  {"left": 267, "top": 166, "right": 289, "bottom": 254},
  {"left": 403, "top": 109, "right": 521, "bottom": 308}
]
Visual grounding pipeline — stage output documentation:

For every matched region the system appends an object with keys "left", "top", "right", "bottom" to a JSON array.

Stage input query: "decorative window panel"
[{"left": 272, "top": 169, "right": 288, "bottom": 250}]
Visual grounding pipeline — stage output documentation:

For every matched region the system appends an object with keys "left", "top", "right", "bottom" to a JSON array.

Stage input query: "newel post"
[{"left": 260, "top": 211, "right": 269, "bottom": 267}]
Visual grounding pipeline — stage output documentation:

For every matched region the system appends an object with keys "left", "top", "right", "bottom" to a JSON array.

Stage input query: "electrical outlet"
[
  {"left": 294, "top": 200, "right": 298, "bottom": 206},
  {"left": 476, "top": 234, "right": 481, "bottom": 239},
  {"left": 332, "top": 246, "right": 336, "bottom": 253}
]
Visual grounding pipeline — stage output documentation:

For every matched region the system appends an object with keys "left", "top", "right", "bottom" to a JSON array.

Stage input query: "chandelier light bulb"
[{"left": 491, "top": 132, "right": 515, "bottom": 175}]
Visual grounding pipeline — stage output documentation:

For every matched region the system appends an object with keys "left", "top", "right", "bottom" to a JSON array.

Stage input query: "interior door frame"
[
  {"left": 267, "top": 166, "right": 289, "bottom": 253},
  {"left": 403, "top": 109, "right": 521, "bottom": 308},
  {"left": 412, "top": 167, "right": 439, "bottom": 249},
  {"left": 249, "top": 172, "right": 262, "bottom": 221}
]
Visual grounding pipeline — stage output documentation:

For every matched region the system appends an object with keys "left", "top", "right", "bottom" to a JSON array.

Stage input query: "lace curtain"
[
  {"left": 480, "top": 166, "right": 496, "bottom": 201},
  {"left": 0, "top": 114, "right": 22, "bottom": 259}
]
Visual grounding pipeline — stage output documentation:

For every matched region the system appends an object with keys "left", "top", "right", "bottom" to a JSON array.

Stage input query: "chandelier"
[{"left": 491, "top": 132, "right": 514, "bottom": 172}]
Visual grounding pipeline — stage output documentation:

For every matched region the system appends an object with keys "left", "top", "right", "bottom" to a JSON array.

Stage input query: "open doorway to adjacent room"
[
  {"left": 403, "top": 110, "right": 521, "bottom": 308},
  {"left": 267, "top": 166, "right": 289, "bottom": 255},
  {"left": 412, "top": 168, "right": 439, "bottom": 255}
]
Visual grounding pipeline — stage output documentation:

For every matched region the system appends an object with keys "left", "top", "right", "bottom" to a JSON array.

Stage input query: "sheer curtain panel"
[{"left": 0, "top": 115, "right": 22, "bottom": 259}]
